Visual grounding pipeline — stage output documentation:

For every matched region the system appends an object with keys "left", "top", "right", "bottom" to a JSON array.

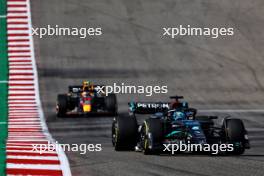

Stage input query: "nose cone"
[{"left": 83, "top": 104, "right": 91, "bottom": 112}]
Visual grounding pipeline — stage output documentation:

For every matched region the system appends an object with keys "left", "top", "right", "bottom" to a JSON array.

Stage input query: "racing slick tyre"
[
  {"left": 56, "top": 94, "right": 68, "bottom": 118},
  {"left": 224, "top": 119, "right": 246, "bottom": 155},
  {"left": 112, "top": 115, "right": 137, "bottom": 151},
  {"left": 142, "top": 118, "right": 163, "bottom": 155},
  {"left": 105, "top": 94, "right": 117, "bottom": 115}
]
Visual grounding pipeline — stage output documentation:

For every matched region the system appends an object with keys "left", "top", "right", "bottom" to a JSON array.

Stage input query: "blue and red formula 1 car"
[{"left": 56, "top": 81, "right": 117, "bottom": 117}]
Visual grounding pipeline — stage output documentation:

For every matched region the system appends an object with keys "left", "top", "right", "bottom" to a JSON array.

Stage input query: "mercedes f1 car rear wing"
[
  {"left": 128, "top": 95, "right": 187, "bottom": 114},
  {"left": 128, "top": 102, "right": 170, "bottom": 114}
]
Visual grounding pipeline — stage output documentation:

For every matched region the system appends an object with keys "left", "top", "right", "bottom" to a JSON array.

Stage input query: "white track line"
[{"left": 26, "top": 0, "right": 72, "bottom": 175}]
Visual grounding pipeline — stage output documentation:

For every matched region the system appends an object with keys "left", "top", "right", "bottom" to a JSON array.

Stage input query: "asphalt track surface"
[{"left": 31, "top": 0, "right": 264, "bottom": 175}]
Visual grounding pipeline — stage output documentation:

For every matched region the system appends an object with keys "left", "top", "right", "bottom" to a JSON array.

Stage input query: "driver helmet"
[
  {"left": 82, "top": 81, "right": 91, "bottom": 91},
  {"left": 81, "top": 91, "right": 87, "bottom": 97},
  {"left": 172, "top": 111, "right": 186, "bottom": 121},
  {"left": 182, "top": 101, "right": 189, "bottom": 108}
]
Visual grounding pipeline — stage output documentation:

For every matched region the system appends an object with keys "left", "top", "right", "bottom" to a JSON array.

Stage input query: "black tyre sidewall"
[
  {"left": 105, "top": 94, "right": 117, "bottom": 115},
  {"left": 57, "top": 94, "right": 68, "bottom": 117},
  {"left": 112, "top": 115, "right": 137, "bottom": 151},
  {"left": 143, "top": 118, "right": 163, "bottom": 155},
  {"left": 224, "top": 119, "right": 246, "bottom": 155}
]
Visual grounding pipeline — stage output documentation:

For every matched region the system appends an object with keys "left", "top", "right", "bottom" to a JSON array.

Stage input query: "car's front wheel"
[
  {"left": 141, "top": 118, "right": 163, "bottom": 155},
  {"left": 56, "top": 94, "right": 68, "bottom": 117},
  {"left": 112, "top": 115, "right": 137, "bottom": 151}
]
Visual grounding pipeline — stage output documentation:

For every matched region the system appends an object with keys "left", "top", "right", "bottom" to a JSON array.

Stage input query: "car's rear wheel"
[
  {"left": 56, "top": 94, "right": 68, "bottom": 117},
  {"left": 112, "top": 115, "right": 137, "bottom": 151},
  {"left": 224, "top": 119, "right": 246, "bottom": 155}
]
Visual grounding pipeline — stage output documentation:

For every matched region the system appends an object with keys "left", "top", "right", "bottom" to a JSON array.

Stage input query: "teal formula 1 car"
[{"left": 112, "top": 96, "right": 250, "bottom": 155}]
